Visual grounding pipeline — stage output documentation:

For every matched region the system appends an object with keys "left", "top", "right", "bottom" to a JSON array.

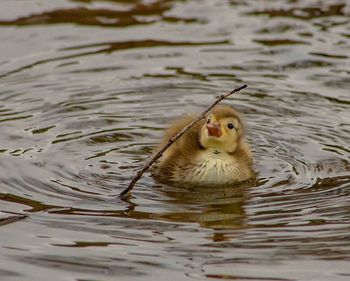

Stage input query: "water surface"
[{"left": 0, "top": 0, "right": 349, "bottom": 280}]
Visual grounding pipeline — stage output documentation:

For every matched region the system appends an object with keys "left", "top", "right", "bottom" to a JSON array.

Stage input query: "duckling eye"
[
  {"left": 206, "top": 118, "right": 210, "bottom": 124},
  {"left": 227, "top": 123, "right": 235, "bottom": 130}
]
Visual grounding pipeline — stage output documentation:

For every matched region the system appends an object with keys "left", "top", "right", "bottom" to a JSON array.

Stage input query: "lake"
[{"left": 0, "top": 0, "right": 349, "bottom": 280}]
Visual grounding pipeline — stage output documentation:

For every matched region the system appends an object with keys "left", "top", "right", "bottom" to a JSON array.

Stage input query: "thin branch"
[{"left": 119, "top": 84, "right": 248, "bottom": 199}]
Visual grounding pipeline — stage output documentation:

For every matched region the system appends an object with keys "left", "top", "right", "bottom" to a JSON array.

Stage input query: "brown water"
[{"left": 0, "top": 0, "right": 350, "bottom": 280}]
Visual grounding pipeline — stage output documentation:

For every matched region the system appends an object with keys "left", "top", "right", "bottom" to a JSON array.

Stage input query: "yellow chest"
[{"left": 183, "top": 150, "right": 243, "bottom": 185}]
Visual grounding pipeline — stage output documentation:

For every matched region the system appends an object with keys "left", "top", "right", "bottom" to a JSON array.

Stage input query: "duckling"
[{"left": 151, "top": 105, "right": 254, "bottom": 186}]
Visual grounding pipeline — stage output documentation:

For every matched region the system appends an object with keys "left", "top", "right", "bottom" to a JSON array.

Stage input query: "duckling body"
[{"left": 151, "top": 105, "right": 253, "bottom": 186}]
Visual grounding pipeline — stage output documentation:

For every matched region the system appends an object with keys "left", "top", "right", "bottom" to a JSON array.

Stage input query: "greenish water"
[{"left": 0, "top": 0, "right": 349, "bottom": 280}]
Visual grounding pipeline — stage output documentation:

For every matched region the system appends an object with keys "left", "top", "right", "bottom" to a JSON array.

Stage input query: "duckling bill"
[{"left": 151, "top": 105, "right": 254, "bottom": 186}]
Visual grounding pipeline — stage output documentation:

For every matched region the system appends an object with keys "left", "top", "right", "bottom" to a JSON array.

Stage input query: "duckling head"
[{"left": 199, "top": 105, "right": 244, "bottom": 154}]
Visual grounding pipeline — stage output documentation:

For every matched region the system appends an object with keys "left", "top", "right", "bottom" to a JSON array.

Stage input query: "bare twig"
[{"left": 119, "top": 84, "right": 248, "bottom": 199}]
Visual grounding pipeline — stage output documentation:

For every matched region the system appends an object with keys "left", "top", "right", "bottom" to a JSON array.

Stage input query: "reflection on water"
[
  {"left": 0, "top": 0, "right": 201, "bottom": 28},
  {"left": 0, "top": 0, "right": 349, "bottom": 280}
]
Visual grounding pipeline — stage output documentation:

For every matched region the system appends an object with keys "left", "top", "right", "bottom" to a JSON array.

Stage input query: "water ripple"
[{"left": 0, "top": 0, "right": 349, "bottom": 280}]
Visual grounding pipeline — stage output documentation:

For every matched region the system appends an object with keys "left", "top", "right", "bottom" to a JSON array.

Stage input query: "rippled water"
[{"left": 1, "top": 0, "right": 349, "bottom": 280}]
